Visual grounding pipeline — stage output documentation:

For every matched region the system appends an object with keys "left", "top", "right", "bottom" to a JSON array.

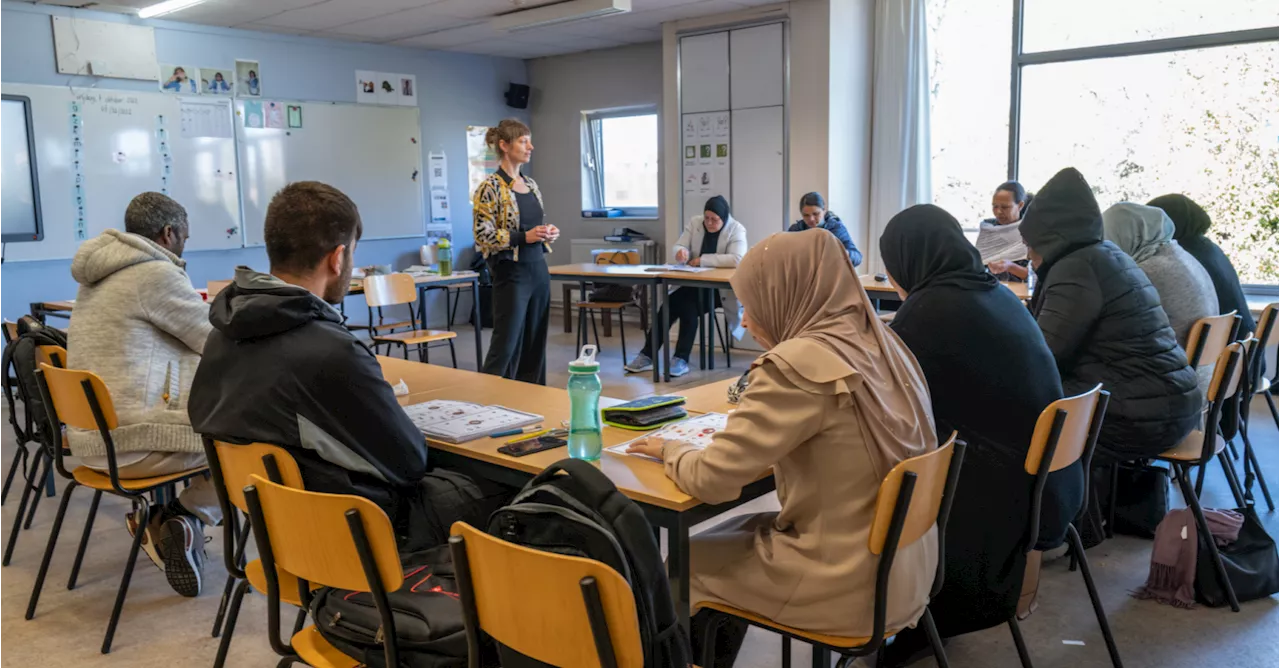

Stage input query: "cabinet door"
[
  {"left": 730, "top": 105, "right": 785, "bottom": 247},
  {"left": 730, "top": 23, "right": 785, "bottom": 110},
  {"left": 679, "top": 32, "right": 729, "bottom": 114}
]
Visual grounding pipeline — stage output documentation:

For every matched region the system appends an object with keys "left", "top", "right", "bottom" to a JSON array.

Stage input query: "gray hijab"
[{"left": 1102, "top": 202, "right": 1175, "bottom": 263}]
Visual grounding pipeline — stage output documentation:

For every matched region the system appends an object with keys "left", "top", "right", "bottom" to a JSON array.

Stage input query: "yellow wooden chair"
[
  {"left": 27, "top": 363, "right": 209, "bottom": 653},
  {"left": 449, "top": 521, "right": 644, "bottom": 668},
  {"left": 1249, "top": 304, "right": 1279, "bottom": 427},
  {"left": 206, "top": 279, "right": 233, "bottom": 300},
  {"left": 1007, "top": 384, "right": 1121, "bottom": 667},
  {"left": 243, "top": 474, "right": 405, "bottom": 667},
  {"left": 364, "top": 273, "right": 458, "bottom": 367},
  {"left": 575, "top": 250, "right": 644, "bottom": 366},
  {"left": 202, "top": 438, "right": 310, "bottom": 668},
  {"left": 1, "top": 345, "right": 67, "bottom": 564},
  {"left": 1236, "top": 335, "right": 1276, "bottom": 510},
  {"left": 696, "top": 434, "right": 965, "bottom": 668}
]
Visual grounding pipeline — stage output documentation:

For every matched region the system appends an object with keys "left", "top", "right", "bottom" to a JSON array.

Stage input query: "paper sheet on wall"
[
  {"left": 681, "top": 112, "right": 731, "bottom": 228},
  {"left": 179, "top": 99, "right": 233, "bottom": 139},
  {"left": 428, "top": 151, "right": 448, "bottom": 189},
  {"left": 430, "top": 189, "right": 450, "bottom": 223},
  {"left": 467, "top": 126, "right": 497, "bottom": 195}
]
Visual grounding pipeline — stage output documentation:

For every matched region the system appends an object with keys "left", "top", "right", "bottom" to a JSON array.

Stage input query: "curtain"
[{"left": 865, "top": 0, "right": 932, "bottom": 274}]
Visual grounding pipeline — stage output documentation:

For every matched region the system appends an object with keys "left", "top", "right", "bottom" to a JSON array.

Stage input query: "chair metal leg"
[
  {"left": 590, "top": 311, "right": 601, "bottom": 348},
  {"left": 1265, "top": 391, "right": 1279, "bottom": 426},
  {"left": 1, "top": 444, "right": 28, "bottom": 504},
  {"left": 1194, "top": 460, "right": 1208, "bottom": 499},
  {"left": 1217, "top": 450, "right": 1247, "bottom": 508},
  {"left": 213, "top": 516, "right": 253, "bottom": 637},
  {"left": 618, "top": 309, "right": 627, "bottom": 364},
  {"left": 26, "top": 481, "right": 78, "bottom": 619},
  {"left": 67, "top": 490, "right": 102, "bottom": 589},
  {"left": 1225, "top": 437, "right": 1240, "bottom": 461},
  {"left": 1106, "top": 463, "right": 1118, "bottom": 539},
  {"left": 701, "top": 612, "right": 725, "bottom": 668},
  {"left": 1008, "top": 617, "right": 1033, "bottom": 668},
  {"left": 1066, "top": 524, "right": 1123, "bottom": 667},
  {"left": 291, "top": 606, "right": 308, "bottom": 637},
  {"left": 449, "top": 340, "right": 457, "bottom": 369},
  {"left": 781, "top": 636, "right": 791, "bottom": 668},
  {"left": 3, "top": 452, "right": 46, "bottom": 566},
  {"left": 1240, "top": 427, "right": 1275, "bottom": 510},
  {"left": 24, "top": 456, "right": 50, "bottom": 529},
  {"left": 213, "top": 579, "right": 251, "bottom": 668},
  {"left": 920, "top": 607, "right": 950, "bottom": 668},
  {"left": 101, "top": 500, "right": 150, "bottom": 653},
  {"left": 1176, "top": 463, "right": 1239, "bottom": 611}
]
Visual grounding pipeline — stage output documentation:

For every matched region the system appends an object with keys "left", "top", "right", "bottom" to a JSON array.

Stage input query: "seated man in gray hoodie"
[{"left": 67, "top": 192, "right": 219, "bottom": 597}]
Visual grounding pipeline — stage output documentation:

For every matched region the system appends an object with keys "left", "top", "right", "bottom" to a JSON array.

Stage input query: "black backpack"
[
  {"left": 487, "top": 458, "right": 691, "bottom": 668},
  {"left": 309, "top": 543, "right": 470, "bottom": 668},
  {"left": 2, "top": 316, "right": 68, "bottom": 456}
]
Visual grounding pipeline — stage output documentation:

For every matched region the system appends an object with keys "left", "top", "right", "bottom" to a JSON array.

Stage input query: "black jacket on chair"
[{"left": 1021, "top": 168, "right": 1201, "bottom": 460}]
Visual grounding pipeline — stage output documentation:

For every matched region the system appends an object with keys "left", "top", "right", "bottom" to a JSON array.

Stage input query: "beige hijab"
[{"left": 731, "top": 229, "right": 937, "bottom": 478}]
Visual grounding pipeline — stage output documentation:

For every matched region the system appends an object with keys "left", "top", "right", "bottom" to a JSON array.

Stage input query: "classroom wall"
[
  {"left": 0, "top": 1, "right": 528, "bottom": 325},
  {"left": 526, "top": 42, "right": 665, "bottom": 251}
]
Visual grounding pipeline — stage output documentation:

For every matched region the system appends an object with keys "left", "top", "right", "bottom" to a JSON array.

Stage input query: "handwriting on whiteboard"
[{"left": 73, "top": 92, "right": 141, "bottom": 116}]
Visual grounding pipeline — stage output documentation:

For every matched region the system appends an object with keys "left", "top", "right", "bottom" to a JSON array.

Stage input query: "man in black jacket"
[
  {"left": 189, "top": 181, "right": 503, "bottom": 549},
  {"left": 1020, "top": 167, "right": 1201, "bottom": 461}
]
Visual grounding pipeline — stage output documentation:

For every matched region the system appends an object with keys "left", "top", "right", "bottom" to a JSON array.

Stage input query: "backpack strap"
[
  {"left": 1, "top": 339, "right": 28, "bottom": 444},
  {"left": 528, "top": 457, "right": 621, "bottom": 508}
]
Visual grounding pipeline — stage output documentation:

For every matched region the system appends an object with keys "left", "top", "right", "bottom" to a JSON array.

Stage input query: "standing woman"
[{"left": 473, "top": 119, "right": 559, "bottom": 384}]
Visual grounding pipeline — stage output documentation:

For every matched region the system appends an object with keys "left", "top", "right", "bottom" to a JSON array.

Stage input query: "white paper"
[
  {"left": 355, "top": 70, "right": 379, "bottom": 104},
  {"left": 179, "top": 99, "right": 233, "bottom": 139},
  {"left": 607, "top": 413, "right": 729, "bottom": 461},
  {"left": 430, "top": 189, "right": 450, "bottom": 223},
  {"left": 397, "top": 73, "right": 418, "bottom": 107},
  {"left": 428, "top": 152, "right": 448, "bottom": 189},
  {"left": 642, "top": 264, "right": 713, "bottom": 273},
  {"left": 264, "top": 100, "right": 285, "bottom": 129}
]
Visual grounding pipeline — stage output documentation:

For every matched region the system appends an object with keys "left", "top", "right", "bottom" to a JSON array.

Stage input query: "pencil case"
[{"left": 602, "top": 396, "right": 688, "bottom": 431}]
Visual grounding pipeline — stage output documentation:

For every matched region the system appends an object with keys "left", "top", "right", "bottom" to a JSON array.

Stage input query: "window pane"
[
  {"left": 601, "top": 114, "right": 658, "bottom": 209},
  {"left": 1024, "top": 0, "right": 1278, "bottom": 52},
  {"left": 1019, "top": 42, "right": 1279, "bottom": 283},
  {"left": 928, "top": 0, "right": 1012, "bottom": 237}
]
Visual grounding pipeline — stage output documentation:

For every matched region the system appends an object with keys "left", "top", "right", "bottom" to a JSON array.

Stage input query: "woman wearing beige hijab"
[{"left": 628, "top": 229, "right": 939, "bottom": 661}]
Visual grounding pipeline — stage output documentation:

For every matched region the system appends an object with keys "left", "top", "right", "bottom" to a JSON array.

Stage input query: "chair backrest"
[
  {"left": 868, "top": 433, "right": 960, "bottom": 556},
  {"left": 1186, "top": 312, "right": 1239, "bottom": 368},
  {"left": 1208, "top": 340, "right": 1248, "bottom": 405},
  {"left": 363, "top": 273, "right": 417, "bottom": 308},
  {"left": 208, "top": 440, "right": 304, "bottom": 512},
  {"left": 1258, "top": 303, "right": 1278, "bottom": 346},
  {"left": 594, "top": 249, "right": 641, "bottom": 266},
  {"left": 2, "top": 321, "right": 16, "bottom": 345},
  {"left": 1022, "top": 384, "right": 1108, "bottom": 551},
  {"left": 244, "top": 474, "right": 402, "bottom": 593},
  {"left": 206, "top": 280, "right": 232, "bottom": 299},
  {"left": 449, "top": 522, "right": 643, "bottom": 668},
  {"left": 37, "top": 363, "right": 117, "bottom": 432},
  {"left": 35, "top": 345, "right": 67, "bottom": 370}
]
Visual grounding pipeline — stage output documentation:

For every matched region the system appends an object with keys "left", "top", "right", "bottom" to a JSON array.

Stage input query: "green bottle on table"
[
  {"left": 437, "top": 238, "right": 452, "bottom": 276},
  {"left": 567, "top": 345, "right": 603, "bottom": 461}
]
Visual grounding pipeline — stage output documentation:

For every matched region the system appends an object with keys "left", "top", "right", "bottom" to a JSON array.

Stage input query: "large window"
[
  {"left": 582, "top": 109, "right": 659, "bottom": 218},
  {"left": 928, "top": 0, "right": 1278, "bottom": 283}
]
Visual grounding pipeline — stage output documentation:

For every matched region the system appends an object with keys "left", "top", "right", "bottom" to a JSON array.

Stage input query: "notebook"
[{"left": 402, "top": 400, "right": 543, "bottom": 444}]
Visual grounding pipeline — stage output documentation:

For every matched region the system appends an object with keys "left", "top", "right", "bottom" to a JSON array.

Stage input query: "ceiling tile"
[
  {"left": 252, "top": 0, "right": 433, "bottom": 31},
  {"left": 154, "top": 0, "right": 287, "bottom": 27},
  {"left": 429, "top": 0, "right": 560, "bottom": 20},
  {"left": 390, "top": 22, "right": 507, "bottom": 49},
  {"left": 332, "top": 5, "right": 475, "bottom": 40}
]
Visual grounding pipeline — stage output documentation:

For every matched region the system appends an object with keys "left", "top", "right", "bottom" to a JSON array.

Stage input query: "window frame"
[
  {"left": 1004, "top": 0, "right": 1279, "bottom": 289},
  {"left": 581, "top": 105, "right": 659, "bottom": 219},
  {"left": 1, "top": 94, "right": 45, "bottom": 243}
]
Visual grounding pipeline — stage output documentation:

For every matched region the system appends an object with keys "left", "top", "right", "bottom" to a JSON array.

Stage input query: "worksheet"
[
  {"left": 402, "top": 400, "right": 543, "bottom": 443},
  {"left": 607, "top": 412, "right": 728, "bottom": 461}
]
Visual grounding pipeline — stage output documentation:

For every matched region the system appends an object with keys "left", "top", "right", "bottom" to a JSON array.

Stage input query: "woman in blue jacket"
[{"left": 787, "top": 192, "right": 862, "bottom": 266}]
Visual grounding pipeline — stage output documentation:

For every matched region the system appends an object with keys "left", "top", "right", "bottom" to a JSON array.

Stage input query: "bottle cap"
[
  {"left": 437, "top": 238, "right": 451, "bottom": 249},
  {"left": 569, "top": 344, "right": 599, "bottom": 373}
]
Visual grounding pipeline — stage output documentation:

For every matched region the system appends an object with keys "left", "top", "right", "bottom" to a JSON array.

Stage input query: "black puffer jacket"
[{"left": 1021, "top": 168, "right": 1200, "bottom": 460}]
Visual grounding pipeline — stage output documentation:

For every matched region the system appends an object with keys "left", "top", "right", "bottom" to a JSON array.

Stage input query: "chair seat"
[
  {"left": 576, "top": 300, "right": 634, "bottom": 310},
  {"left": 1157, "top": 430, "right": 1226, "bottom": 462},
  {"left": 373, "top": 329, "right": 457, "bottom": 345},
  {"left": 1257, "top": 376, "right": 1272, "bottom": 394},
  {"left": 291, "top": 626, "right": 360, "bottom": 668},
  {"left": 71, "top": 465, "right": 207, "bottom": 492},
  {"left": 245, "top": 558, "right": 319, "bottom": 607},
  {"left": 369, "top": 319, "right": 413, "bottom": 332},
  {"left": 694, "top": 601, "right": 893, "bottom": 649}
]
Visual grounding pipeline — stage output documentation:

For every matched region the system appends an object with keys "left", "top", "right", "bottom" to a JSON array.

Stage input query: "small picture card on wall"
[
  {"left": 243, "top": 100, "right": 264, "bottom": 128},
  {"left": 287, "top": 104, "right": 303, "bottom": 128},
  {"left": 376, "top": 74, "right": 397, "bottom": 105},
  {"left": 200, "top": 67, "right": 234, "bottom": 95},
  {"left": 356, "top": 70, "right": 380, "bottom": 104},
  {"left": 355, "top": 71, "right": 418, "bottom": 106},
  {"left": 264, "top": 101, "right": 285, "bottom": 129},
  {"left": 398, "top": 74, "right": 417, "bottom": 106},
  {"left": 159, "top": 64, "right": 199, "bottom": 95},
  {"left": 236, "top": 59, "right": 261, "bottom": 97}
]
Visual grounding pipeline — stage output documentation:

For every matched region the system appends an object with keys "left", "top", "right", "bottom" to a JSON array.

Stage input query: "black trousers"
[
  {"left": 640, "top": 287, "right": 716, "bottom": 362},
  {"left": 483, "top": 257, "right": 550, "bottom": 385}
]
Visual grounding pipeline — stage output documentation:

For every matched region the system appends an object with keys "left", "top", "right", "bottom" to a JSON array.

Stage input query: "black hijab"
[
  {"left": 880, "top": 204, "right": 997, "bottom": 294},
  {"left": 1147, "top": 193, "right": 1212, "bottom": 241}
]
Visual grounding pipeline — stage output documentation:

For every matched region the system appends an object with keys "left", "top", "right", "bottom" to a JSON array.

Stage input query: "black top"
[
  {"left": 699, "top": 228, "right": 721, "bottom": 257},
  {"left": 499, "top": 168, "right": 546, "bottom": 263},
  {"left": 1021, "top": 168, "right": 1200, "bottom": 458},
  {"left": 884, "top": 205, "right": 1078, "bottom": 636},
  {"left": 1148, "top": 192, "right": 1255, "bottom": 333}
]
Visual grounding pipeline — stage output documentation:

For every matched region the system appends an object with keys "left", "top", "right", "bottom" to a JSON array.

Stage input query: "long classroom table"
[
  {"left": 547, "top": 264, "right": 665, "bottom": 383},
  {"left": 377, "top": 355, "right": 776, "bottom": 635}
]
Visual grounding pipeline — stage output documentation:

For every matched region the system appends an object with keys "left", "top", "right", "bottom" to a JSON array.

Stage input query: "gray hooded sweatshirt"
[{"left": 66, "top": 229, "right": 212, "bottom": 458}]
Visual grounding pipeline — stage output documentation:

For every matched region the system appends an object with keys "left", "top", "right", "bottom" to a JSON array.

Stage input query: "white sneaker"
[
  {"left": 670, "top": 358, "right": 690, "bottom": 377},
  {"left": 625, "top": 353, "right": 653, "bottom": 373},
  {"left": 126, "top": 506, "right": 165, "bottom": 573}
]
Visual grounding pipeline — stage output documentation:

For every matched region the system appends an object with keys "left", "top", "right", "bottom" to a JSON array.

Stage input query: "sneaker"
[
  {"left": 670, "top": 358, "right": 690, "bottom": 378},
  {"left": 624, "top": 353, "right": 653, "bottom": 373},
  {"left": 157, "top": 515, "right": 205, "bottom": 597},
  {"left": 126, "top": 506, "right": 165, "bottom": 573}
]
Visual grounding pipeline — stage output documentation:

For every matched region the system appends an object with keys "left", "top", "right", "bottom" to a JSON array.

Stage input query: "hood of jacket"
[
  {"left": 70, "top": 228, "right": 185, "bottom": 286},
  {"left": 208, "top": 266, "right": 343, "bottom": 341},
  {"left": 1019, "top": 167, "right": 1103, "bottom": 267}
]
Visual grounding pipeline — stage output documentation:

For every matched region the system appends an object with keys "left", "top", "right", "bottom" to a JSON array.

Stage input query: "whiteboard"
[
  {"left": 1, "top": 83, "right": 243, "bottom": 262},
  {"left": 679, "top": 32, "right": 729, "bottom": 114},
  {"left": 730, "top": 24, "right": 785, "bottom": 110},
  {"left": 731, "top": 106, "right": 786, "bottom": 244},
  {"left": 237, "top": 101, "right": 424, "bottom": 245}
]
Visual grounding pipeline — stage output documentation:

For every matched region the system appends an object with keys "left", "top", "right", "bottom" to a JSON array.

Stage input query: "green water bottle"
[
  {"left": 437, "top": 238, "right": 452, "bottom": 276},
  {"left": 567, "top": 345, "right": 603, "bottom": 461}
]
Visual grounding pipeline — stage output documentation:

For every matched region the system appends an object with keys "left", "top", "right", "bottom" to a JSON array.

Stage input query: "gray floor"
[{"left": 2, "top": 318, "right": 1276, "bottom": 667}]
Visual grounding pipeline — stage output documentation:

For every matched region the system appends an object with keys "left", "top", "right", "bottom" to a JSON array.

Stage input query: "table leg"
[
  {"left": 706, "top": 289, "right": 715, "bottom": 371},
  {"left": 470, "top": 279, "right": 483, "bottom": 370},
  {"left": 416, "top": 285, "right": 427, "bottom": 329},
  {"left": 661, "top": 285, "right": 671, "bottom": 383},
  {"left": 697, "top": 289, "right": 707, "bottom": 371},
  {"left": 650, "top": 283, "right": 661, "bottom": 384},
  {"left": 812, "top": 648, "right": 832, "bottom": 668},
  {"left": 666, "top": 513, "right": 692, "bottom": 636},
  {"left": 29, "top": 303, "right": 46, "bottom": 324},
  {"left": 563, "top": 284, "right": 573, "bottom": 333}
]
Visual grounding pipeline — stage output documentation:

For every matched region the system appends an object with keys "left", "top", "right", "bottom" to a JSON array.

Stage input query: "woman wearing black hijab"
[
  {"left": 878, "top": 204, "right": 1081, "bottom": 662},
  {"left": 1148, "top": 193, "right": 1256, "bottom": 334}
]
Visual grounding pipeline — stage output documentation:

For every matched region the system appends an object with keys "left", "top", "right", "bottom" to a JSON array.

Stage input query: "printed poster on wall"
[
  {"left": 466, "top": 126, "right": 497, "bottom": 195},
  {"left": 681, "top": 112, "right": 730, "bottom": 227}
]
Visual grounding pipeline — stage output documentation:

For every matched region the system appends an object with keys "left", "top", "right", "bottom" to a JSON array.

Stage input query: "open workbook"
[
  {"left": 606, "top": 412, "right": 728, "bottom": 461},
  {"left": 642, "top": 264, "right": 713, "bottom": 273},
  {"left": 402, "top": 400, "right": 542, "bottom": 444}
]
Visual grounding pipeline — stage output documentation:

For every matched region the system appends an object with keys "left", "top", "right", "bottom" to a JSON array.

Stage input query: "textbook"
[
  {"left": 642, "top": 264, "right": 712, "bottom": 273},
  {"left": 402, "top": 400, "right": 542, "bottom": 444}
]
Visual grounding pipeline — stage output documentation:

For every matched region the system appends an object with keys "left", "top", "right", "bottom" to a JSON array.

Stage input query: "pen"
[{"left": 494, "top": 425, "right": 543, "bottom": 440}]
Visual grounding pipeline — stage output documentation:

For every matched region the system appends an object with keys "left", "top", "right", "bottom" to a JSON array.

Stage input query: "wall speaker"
[{"left": 505, "top": 83, "right": 530, "bottom": 109}]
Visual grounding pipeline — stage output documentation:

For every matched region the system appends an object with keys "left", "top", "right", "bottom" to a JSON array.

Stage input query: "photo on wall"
[
  {"left": 200, "top": 67, "right": 235, "bottom": 95},
  {"left": 158, "top": 64, "right": 198, "bottom": 94},
  {"left": 236, "top": 59, "right": 261, "bottom": 97}
]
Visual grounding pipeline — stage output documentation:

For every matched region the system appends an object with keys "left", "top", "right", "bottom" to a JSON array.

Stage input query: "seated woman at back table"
[
  {"left": 1020, "top": 167, "right": 1200, "bottom": 463},
  {"left": 627, "top": 229, "right": 938, "bottom": 665},
  {"left": 787, "top": 191, "right": 862, "bottom": 266},
  {"left": 977, "top": 181, "right": 1033, "bottom": 281},
  {"left": 878, "top": 204, "right": 1079, "bottom": 665},
  {"left": 625, "top": 195, "right": 747, "bottom": 378}
]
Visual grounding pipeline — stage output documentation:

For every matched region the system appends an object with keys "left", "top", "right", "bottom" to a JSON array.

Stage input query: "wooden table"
[
  {"left": 378, "top": 356, "right": 776, "bottom": 634},
  {"left": 859, "top": 274, "right": 1029, "bottom": 303},
  {"left": 548, "top": 264, "right": 666, "bottom": 383},
  {"left": 672, "top": 378, "right": 741, "bottom": 415}
]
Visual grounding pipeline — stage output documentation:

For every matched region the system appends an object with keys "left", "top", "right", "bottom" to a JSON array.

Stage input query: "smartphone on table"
[{"left": 497, "top": 429, "right": 569, "bottom": 457}]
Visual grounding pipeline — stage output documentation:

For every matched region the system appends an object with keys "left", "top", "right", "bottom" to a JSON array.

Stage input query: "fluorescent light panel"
[
  {"left": 137, "top": 0, "right": 209, "bottom": 20},
  {"left": 491, "top": 0, "right": 631, "bottom": 32}
]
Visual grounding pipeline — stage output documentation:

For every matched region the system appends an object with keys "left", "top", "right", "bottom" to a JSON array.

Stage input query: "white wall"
[{"left": 527, "top": 42, "right": 665, "bottom": 249}]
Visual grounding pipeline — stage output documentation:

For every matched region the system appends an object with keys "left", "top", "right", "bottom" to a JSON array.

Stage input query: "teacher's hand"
[
  {"left": 524, "top": 226, "right": 550, "bottom": 244},
  {"left": 626, "top": 437, "right": 667, "bottom": 461},
  {"left": 544, "top": 224, "right": 560, "bottom": 242}
]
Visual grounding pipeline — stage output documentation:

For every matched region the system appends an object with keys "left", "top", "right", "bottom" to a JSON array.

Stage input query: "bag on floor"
[
  {"left": 2, "top": 316, "right": 68, "bottom": 452},
  {"left": 1194, "top": 506, "right": 1279, "bottom": 607},
  {"left": 309, "top": 544, "right": 470, "bottom": 668},
  {"left": 1101, "top": 463, "right": 1170, "bottom": 539},
  {"left": 488, "top": 458, "right": 691, "bottom": 668}
]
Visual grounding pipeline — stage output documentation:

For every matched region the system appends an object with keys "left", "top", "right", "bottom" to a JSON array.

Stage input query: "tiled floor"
[{"left": 2, "top": 319, "right": 1276, "bottom": 667}]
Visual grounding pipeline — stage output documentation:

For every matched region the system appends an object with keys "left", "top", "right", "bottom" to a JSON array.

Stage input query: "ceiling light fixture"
[
  {"left": 137, "top": 0, "right": 209, "bottom": 20},
  {"left": 491, "top": 0, "right": 630, "bottom": 32}
]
